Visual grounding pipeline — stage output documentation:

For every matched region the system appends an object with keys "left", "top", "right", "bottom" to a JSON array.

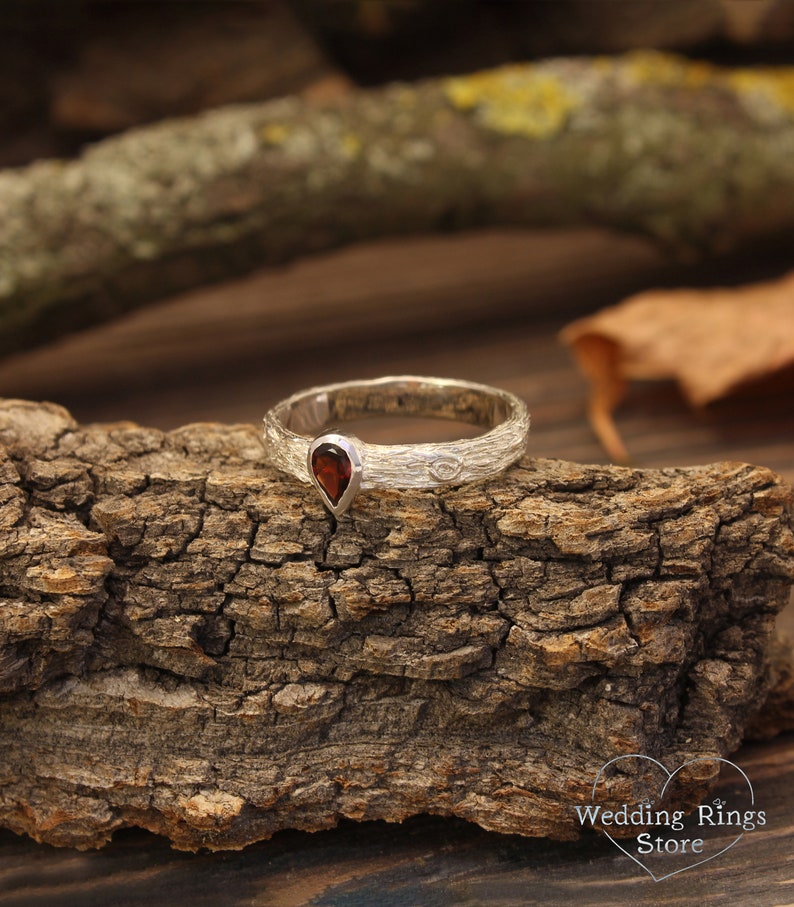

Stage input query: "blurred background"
[{"left": 1, "top": 0, "right": 793, "bottom": 481}]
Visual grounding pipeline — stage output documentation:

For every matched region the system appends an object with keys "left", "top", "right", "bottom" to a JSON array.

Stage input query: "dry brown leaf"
[{"left": 560, "top": 271, "right": 794, "bottom": 462}]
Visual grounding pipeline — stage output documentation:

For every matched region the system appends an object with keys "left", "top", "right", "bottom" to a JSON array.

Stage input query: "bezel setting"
[
  {"left": 307, "top": 432, "right": 363, "bottom": 517},
  {"left": 264, "top": 376, "right": 530, "bottom": 514}
]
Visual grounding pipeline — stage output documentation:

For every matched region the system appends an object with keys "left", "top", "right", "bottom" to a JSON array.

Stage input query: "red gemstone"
[{"left": 311, "top": 443, "right": 352, "bottom": 506}]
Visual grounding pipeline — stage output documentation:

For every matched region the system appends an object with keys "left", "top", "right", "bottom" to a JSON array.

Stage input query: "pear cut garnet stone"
[{"left": 311, "top": 443, "right": 352, "bottom": 506}]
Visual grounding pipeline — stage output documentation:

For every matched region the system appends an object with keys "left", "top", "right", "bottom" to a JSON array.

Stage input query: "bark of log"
[
  {"left": 4, "top": 51, "right": 794, "bottom": 359},
  {"left": 0, "top": 398, "right": 792, "bottom": 850},
  {"left": 745, "top": 632, "right": 794, "bottom": 740}
]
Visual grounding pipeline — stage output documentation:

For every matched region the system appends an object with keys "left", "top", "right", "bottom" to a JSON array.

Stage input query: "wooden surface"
[{"left": 0, "top": 227, "right": 792, "bottom": 904}]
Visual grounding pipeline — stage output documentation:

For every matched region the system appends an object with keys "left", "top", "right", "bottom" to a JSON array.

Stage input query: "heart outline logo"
[{"left": 590, "top": 754, "right": 755, "bottom": 882}]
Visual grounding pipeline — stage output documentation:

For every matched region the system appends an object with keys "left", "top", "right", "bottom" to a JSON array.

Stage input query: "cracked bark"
[
  {"left": 4, "top": 50, "right": 794, "bottom": 358},
  {"left": 0, "top": 398, "right": 792, "bottom": 850}
]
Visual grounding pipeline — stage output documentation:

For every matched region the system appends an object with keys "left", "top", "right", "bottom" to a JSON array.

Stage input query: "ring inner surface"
[{"left": 282, "top": 380, "right": 509, "bottom": 437}]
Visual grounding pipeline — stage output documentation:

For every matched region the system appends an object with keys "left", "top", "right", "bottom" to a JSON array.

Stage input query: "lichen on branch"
[{"left": 2, "top": 51, "right": 794, "bottom": 358}]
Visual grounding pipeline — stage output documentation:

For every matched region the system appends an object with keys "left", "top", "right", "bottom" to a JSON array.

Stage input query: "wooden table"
[{"left": 0, "top": 229, "right": 792, "bottom": 905}]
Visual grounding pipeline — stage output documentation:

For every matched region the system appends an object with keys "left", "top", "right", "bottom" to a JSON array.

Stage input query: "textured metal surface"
[{"left": 263, "top": 376, "right": 530, "bottom": 491}]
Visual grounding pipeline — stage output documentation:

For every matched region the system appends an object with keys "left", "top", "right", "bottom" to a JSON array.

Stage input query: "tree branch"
[
  {"left": 3, "top": 51, "right": 794, "bottom": 358},
  {"left": 0, "top": 399, "right": 792, "bottom": 849}
]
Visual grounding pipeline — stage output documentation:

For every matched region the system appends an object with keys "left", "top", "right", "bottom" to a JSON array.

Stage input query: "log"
[
  {"left": 4, "top": 51, "right": 794, "bottom": 359},
  {"left": 745, "top": 632, "right": 794, "bottom": 740},
  {"left": 1, "top": 732, "right": 794, "bottom": 903},
  {"left": 0, "top": 398, "right": 792, "bottom": 851}
]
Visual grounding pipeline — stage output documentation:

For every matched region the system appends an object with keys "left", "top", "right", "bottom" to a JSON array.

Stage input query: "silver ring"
[{"left": 263, "top": 376, "right": 530, "bottom": 516}]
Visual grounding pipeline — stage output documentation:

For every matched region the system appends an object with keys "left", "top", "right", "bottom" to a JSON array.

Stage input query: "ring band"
[{"left": 263, "top": 376, "right": 530, "bottom": 516}]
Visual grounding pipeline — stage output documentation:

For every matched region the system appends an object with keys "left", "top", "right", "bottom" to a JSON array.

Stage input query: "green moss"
[{"left": 444, "top": 65, "right": 580, "bottom": 139}]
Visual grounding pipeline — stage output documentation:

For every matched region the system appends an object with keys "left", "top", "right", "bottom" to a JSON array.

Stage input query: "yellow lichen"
[
  {"left": 443, "top": 65, "right": 579, "bottom": 139},
  {"left": 624, "top": 50, "right": 794, "bottom": 116},
  {"left": 729, "top": 68, "right": 794, "bottom": 115},
  {"left": 624, "top": 50, "right": 714, "bottom": 90},
  {"left": 261, "top": 122, "right": 289, "bottom": 145},
  {"left": 340, "top": 132, "right": 362, "bottom": 159}
]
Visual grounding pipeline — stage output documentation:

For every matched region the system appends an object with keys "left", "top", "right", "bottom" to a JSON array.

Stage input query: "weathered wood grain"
[
  {"left": 0, "top": 398, "right": 791, "bottom": 851},
  {"left": 1, "top": 733, "right": 791, "bottom": 906}
]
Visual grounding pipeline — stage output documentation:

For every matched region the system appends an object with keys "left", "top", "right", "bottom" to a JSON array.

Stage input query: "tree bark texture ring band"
[{"left": 263, "top": 376, "right": 530, "bottom": 516}]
